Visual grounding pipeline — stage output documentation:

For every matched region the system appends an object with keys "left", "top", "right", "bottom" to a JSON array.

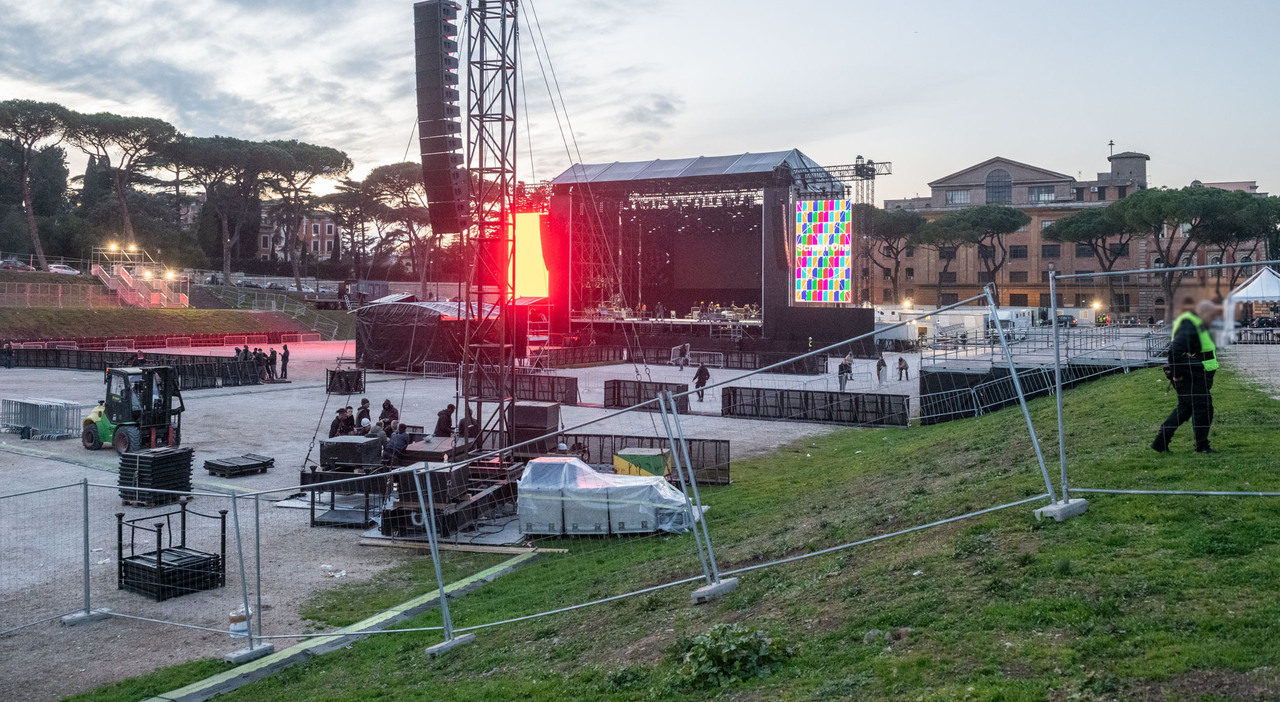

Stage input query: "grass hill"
[
  {"left": 69, "top": 367, "right": 1280, "bottom": 701},
  {"left": 0, "top": 308, "right": 309, "bottom": 340}
]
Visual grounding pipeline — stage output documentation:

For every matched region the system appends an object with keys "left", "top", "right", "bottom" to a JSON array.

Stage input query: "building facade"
[
  {"left": 881, "top": 153, "right": 1261, "bottom": 319},
  {"left": 255, "top": 204, "right": 343, "bottom": 261}
]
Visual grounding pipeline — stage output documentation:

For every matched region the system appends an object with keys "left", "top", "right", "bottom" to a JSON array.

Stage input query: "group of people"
[
  {"left": 236, "top": 344, "right": 289, "bottom": 381},
  {"left": 327, "top": 398, "right": 414, "bottom": 463},
  {"left": 843, "top": 354, "right": 909, "bottom": 390}
]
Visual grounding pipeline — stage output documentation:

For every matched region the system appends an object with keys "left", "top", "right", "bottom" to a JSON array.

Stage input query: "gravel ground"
[{"left": 0, "top": 340, "right": 892, "bottom": 700}]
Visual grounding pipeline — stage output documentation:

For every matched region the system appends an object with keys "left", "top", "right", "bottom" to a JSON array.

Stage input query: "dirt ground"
[{"left": 0, "top": 340, "right": 884, "bottom": 700}]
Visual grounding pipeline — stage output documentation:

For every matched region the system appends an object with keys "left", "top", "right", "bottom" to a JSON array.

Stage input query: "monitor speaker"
[{"left": 414, "top": 1, "right": 469, "bottom": 235}]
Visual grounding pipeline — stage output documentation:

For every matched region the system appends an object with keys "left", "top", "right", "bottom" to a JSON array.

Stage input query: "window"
[
  {"left": 1108, "top": 242, "right": 1130, "bottom": 257},
  {"left": 938, "top": 247, "right": 956, "bottom": 260},
  {"left": 1042, "top": 244, "right": 1060, "bottom": 258},
  {"left": 905, "top": 246, "right": 914, "bottom": 258},
  {"left": 905, "top": 267, "right": 915, "bottom": 281},
  {"left": 1009, "top": 271, "right": 1028, "bottom": 283},
  {"left": 1117, "top": 186, "right": 1127, "bottom": 199},
  {"left": 326, "top": 224, "right": 334, "bottom": 236},
  {"left": 1111, "top": 293, "right": 1131, "bottom": 312},
  {"left": 883, "top": 288, "right": 893, "bottom": 302},
  {"left": 1181, "top": 256, "right": 1195, "bottom": 277},
  {"left": 940, "top": 293, "right": 959, "bottom": 305},
  {"left": 978, "top": 245, "right": 995, "bottom": 260},
  {"left": 945, "top": 190, "right": 971, "bottom": 205},
  {"left": 1074, "top": 294, "right": 1092, "bottom": 308},
  {"left": 1040, "top": 219, "right": 1056, "bottom": 231},
  {"left": 977, "top": 271, "right": 994, "bottom": 283},
  {"left": 260, "top": 235, "right": 270, "bottom": 249},
  {"left": 905, "top": 288, "right": 915, "bottom": 299},
  {"left": 1041, "top": 271, "right": 1051, "bottom": 283},
  {"left": 312, "top": 223, "right": 320, "bottom": 235},
  {"left": 1028, "top": 185, "right": 1055, "bottom": 202},
  {"left": 1152, "top": 256, "right": 1164, "bottom": 267},
  {"left": 881, "top": 245, "right": 895, "bottom": 257},
  {"left": 939, "top": 271, "right": 957, "bottom": 284},
  {"left": 1074, "top": 187, "right": 1086, "bottom": 202},
  {"left": 1075, "top": 270, "right": 1095, "bottom": 282},
  {"left": 311, "top": 240, "right": 320, "bottom": 252},
  {"left": 1039, "top": 293, "right": 1064, "bottom": 308},
  {"left": 861, "top": 268, "right": 869, "bottom": 278},
  {"left": 985, "top": 169, "right": 1012, "bottom": 204},
  {"left": 1010, "top": 245, "right": 1028, "bottom": 259},
  {"left": 1096, "top": 186, "right": 1107, "bottom": 201},
  {"left": 1241, "top": 255, "right": 1254, "bottom": 276},
  {"left": 326, "top": 240, "right": 334, "bottom": 252},
  {"left": 1009, "top": 293, "right": 1029, "bottom": 306},
  {"left": 883, "top": 269, "right": 891, "bottom": 280},
  {"left": 1018, "top": 223, "right": 1029, "bottom": 232},
  {"left": 1075, "top": 243, "right": 1093, "bottom": 258}
]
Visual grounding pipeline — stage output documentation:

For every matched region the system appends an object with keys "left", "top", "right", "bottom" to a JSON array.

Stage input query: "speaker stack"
[{"left": 415, "top": 1, "right": 469, "bottom": 235}]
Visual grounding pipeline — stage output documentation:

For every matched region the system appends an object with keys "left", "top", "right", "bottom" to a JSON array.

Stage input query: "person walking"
[
  {"left": 875, "top": 354, "right": 887, "bottom": 384},
  {"left": 1152, "top": 300, "right": 1222, "bottom": 454},
  {"left": 837, "top": 354, "right": 852, "bottom": 392},
  {"left": 897, "top": 356, "right": 910, "bottom": 381},
  {"left": 693, "top": 362, "right": 711, "bottom": 402},
  {"left": 280, "top": 344, "right": 290, "bottom": 379}
]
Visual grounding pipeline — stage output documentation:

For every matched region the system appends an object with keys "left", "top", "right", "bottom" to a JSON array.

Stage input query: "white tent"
[{"left": 1223, "top": 267, "right": 1280, "bottom": 345}]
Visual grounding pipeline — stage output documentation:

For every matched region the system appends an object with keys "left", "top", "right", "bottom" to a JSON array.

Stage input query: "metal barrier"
[
  {"left": 720, "top": 387, "right": 910, "bottom": 426},
  {"left": 603, "top": 379, "right": 689, "bottom": 413},
  {"left": 9, "top": 349, "right": 263, "bottom": 389},
  {"left": 560, "top": 432, "right": 731, "bottom": 486},
  {"left": 0, "top": 398, "right": 83, "bottom": 439}
]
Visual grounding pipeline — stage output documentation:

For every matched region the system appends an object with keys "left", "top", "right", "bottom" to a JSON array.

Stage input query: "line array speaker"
[{"left": 415, "top": 1, "right": 470, "bottom": 235}]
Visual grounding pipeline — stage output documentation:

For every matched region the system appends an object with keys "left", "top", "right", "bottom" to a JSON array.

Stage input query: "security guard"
[{"left": 1151, "top": 300, "right": 1222, "bottom": 454}]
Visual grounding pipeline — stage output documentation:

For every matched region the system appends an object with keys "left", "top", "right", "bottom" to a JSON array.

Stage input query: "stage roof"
[{"left": 550, "top": 149, "right": 826, "bottom": 187}]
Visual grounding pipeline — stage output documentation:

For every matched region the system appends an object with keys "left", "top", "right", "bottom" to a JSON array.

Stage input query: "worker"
[
  {"left": 356, "top": 398, "right": 371, "bottom": 428},
  {"left": 837, "top": 354, "right": 852, "bottom": 392},
  {"left": 279, "top": 344, "right": 290, "bottom": 379},
  {"left": 384, "top": 424, "right": 412, "bottom": 465},
  {"left": 457, "top": 406, "right": 482, "bottom": 449},
  {"left": 693, "top": 362, "right": 711, "bottom": 401},
  {"left": 2, "top": 342, "right": 13, "bottom": 369},
  {"left": 267, "top": 348, "right": 278, "bottom": 380},
  {"left": 897, "top": 356, "right": 910, "bottom": 381},
  {"left": 875, "top": 354, "right": 887, "bottom": 384},
  {"left": 366, "top": 419, "right": 388, "bottom": 447},
  {"left": 340, "top": 406, "right": 356, "bottom": 435},
  {"left": 379, "top": 399, "right": 399, "bottom": 425},
  {"left": 434, "top": 403, "right": 456, "bottom": 437},
  {"left": 328, "top": 408, "right": 346, "bottom": 438},
  {"left": 1152, "top": 300, "right": 1222, "bottom": 454}
]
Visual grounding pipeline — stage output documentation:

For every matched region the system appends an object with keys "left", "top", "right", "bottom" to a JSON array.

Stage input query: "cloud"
[{"left": 620, "top": 94, "right": 684, "bottom": 128}]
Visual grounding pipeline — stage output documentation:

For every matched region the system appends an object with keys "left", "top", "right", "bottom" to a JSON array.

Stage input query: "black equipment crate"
[
  {"left": 326, "top": 368, "right": 365, "bottom": 394},
  {"left": 116, "top": 505, "right": 226, "bottom": 601},
  {"left": 319, "top": 435, "right": 382, "bottom": 469},
  {"left": 204, "top": 453, "right": 273, "bottom": 478},
  {"left": 120, "top": 547, "right": 223, "bottom": 601},
  {"left": 428, "top": 463, "right": 471, "bottom": 503},
  {"left": 603, "top": 379, "right": 689, "bottom": 413},
  {"left": 508, "top": 400, "right": 561, "bottom": 430},
  {"left": 119, "top": 447, "right": 194, "bottom": 506}
]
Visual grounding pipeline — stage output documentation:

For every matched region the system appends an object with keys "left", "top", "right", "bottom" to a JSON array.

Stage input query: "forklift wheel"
[
  {"left": 82, "top": 425, "right": 102, "bottom": 450},
  {"left": 113, "top": 426, "right": 141, "bottom": 454}
]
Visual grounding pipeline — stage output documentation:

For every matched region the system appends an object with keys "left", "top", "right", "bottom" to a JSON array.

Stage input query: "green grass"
[
  {"left": 69, "top": 367, "right": 1280, "bottom": 701},
  {"left": 60, "top": 659, "right": 235, "bottom": 702},
  {"left": 0, "top": 308, "right": 308, "bottom": 340}
]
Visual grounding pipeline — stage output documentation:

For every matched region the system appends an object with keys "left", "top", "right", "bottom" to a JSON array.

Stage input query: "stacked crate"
[{"left": 118, "top": 447, "right": 194, "bottom": 507}]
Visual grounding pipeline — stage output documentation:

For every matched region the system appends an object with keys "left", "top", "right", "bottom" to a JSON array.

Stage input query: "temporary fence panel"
[
  {"left": 720, "top": 387, "right": 910, "bottom": 426},
  {"left": 0, "top": 399, "right": 83, "bottom": 439}
]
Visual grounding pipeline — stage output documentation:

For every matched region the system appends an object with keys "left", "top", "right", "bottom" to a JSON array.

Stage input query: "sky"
[{"left": 1, "top": 0, "right": 1278, "bottom": 202}]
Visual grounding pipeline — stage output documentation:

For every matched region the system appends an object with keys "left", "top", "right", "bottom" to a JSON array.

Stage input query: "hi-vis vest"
[{"left": 1172, "top": 311, "right": 1219, "bottom": 372}]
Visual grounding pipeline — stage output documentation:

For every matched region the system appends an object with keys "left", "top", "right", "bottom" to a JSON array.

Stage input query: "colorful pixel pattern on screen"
[{"left": 794, "top": 199, "right": 852, "bottom": 303}]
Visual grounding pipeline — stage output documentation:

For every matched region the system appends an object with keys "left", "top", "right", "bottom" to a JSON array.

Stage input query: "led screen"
[{"left": 794, "top": 199, "right": 852, "bottom": 304}]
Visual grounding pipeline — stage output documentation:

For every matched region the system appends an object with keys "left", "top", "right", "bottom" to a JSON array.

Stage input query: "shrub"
[{"left": 672, "top": 623, "right": 793, "bottom": 688}]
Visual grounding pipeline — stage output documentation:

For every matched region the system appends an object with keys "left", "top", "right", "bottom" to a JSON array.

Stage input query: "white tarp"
[
  {"left": 516, "top": 456, "right": 698, "bottom": 536},
  {"left": 1223, "top": 267, "right": 1280, "bottom": 345}
]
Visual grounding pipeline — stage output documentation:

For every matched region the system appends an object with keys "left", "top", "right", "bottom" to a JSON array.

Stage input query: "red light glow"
[{"left": 512, "top": 212, "right": 549, "bottom": 298}]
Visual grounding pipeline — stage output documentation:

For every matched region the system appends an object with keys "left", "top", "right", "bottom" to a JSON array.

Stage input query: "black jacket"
[{"left": 1168, "top": 314, "right": 1209, "bottom": 375}]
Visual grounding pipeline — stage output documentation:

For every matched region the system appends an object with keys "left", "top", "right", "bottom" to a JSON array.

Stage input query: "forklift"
[{"left": 82, "top": 366, "right": 185, "bottom": 454}]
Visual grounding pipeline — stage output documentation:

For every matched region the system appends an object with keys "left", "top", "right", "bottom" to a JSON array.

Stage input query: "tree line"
[
  {"left": 0, "top": 99, "right": 461, "bottom": 291},
  {"left": 860, "top": 186, "right": 1279, "bottom": 318}
]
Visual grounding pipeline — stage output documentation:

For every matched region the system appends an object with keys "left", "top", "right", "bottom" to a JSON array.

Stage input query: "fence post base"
[
  {"left": 224, "top": 642, "right": 276, "bottom": 664},
  {"left": 61, "top": 608, "right": 111, "bottom": 627},
  {"left": 1034, "top": 498, "right": 1089, "bottom": 523},
  {"left": 426, "top": 633, "right": 475, "bottom": 658},
  {"left": 691, "top": 577, "right": 740, "bottom": 605}
]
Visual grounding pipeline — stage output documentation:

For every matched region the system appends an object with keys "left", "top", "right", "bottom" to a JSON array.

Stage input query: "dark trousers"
[
  {"left": 280, "top": 360, "right": 288, "bottom": 379},
  {"left": 898, "top": 368, "right": 908, "bottom": 381},
  {"left": 695, "top": 381, "right": 707, "bottom": 401},
  {"left": 1154, "top": 370, "right": 1215, "bottom": 450}
]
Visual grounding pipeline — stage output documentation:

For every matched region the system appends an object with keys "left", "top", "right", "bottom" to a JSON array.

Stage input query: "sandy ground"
[{"left": 0, "top": 340, "right": 896, "bottom": 700}]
